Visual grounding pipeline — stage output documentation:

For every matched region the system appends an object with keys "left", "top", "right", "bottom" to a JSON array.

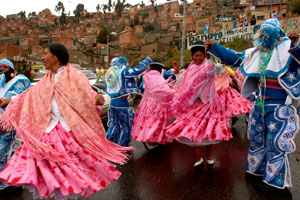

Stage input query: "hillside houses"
[{"left": 0, "top": 0, "right": 292, "bottom": 68}]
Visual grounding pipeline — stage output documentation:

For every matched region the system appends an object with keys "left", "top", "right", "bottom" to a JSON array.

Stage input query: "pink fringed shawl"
[
  {"left": 1, "top": 64, "right": 132, "bottom": 165},
  {"left": 172, "top": 59, "right": 222, "bottom": 114}
]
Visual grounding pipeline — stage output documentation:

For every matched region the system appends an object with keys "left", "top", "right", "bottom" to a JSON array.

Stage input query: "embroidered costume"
[
  {"left": 105, "top": 57, "right": 152, "bottom": 147},
  {"left": 131, "top": 60, "right": 175, "bottom": 144},
  {"left": 209, "top": 19, "right": 300, "bottom": 189},
  {"left": 0, "top": 58, "right": 31, "bottom": 191},
  {"left": 0, "top": 64, "right": 132, "bottom": 199}
]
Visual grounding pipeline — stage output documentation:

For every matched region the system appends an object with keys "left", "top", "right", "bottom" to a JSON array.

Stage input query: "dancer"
[
  {"left": 164, "top": 41, "right": 232, "bottom": 167},
  {"left": 131, "top": 58, "right": 175, "bottom": 145},
  {"left": 0, "top": 58, "right": 31, "bottom": 193},
  {"left": 206, "top": 19, "right": 300, "bottom": 189},
  {"left": 105, "top": 56, "right": 152, "bottom": 147},
  {"left": 0, "top": 44, "right": 132, "bottom": 199},
  {"left": 214, "top": 62, "right": 252, "bottom": 120}
]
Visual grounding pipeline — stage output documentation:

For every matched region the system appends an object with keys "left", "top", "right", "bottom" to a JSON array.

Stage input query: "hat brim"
[{"left": 150, "top": 62, "right": 165, "bottom": 68}]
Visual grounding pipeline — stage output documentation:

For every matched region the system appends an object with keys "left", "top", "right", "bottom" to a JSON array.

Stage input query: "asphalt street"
[{"left": 1, "top": 114, "right": 300, "bottom": 200}]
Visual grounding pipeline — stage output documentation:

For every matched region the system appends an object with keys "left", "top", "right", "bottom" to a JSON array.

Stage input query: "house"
[{"left": 119, "top": 30, "right": 142, "bottom": 49}]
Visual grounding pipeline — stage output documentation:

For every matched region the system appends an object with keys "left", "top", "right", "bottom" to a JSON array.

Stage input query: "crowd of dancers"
[{"left": 0, "top": 18, "right": 299, "bottom": 199}]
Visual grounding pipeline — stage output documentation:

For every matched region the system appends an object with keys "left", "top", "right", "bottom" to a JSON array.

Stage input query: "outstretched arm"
[
  {"left": 124, "top": 57, "right": 152, "bottom": 77},
  {"left": 205, "top": 39, "right": 244, "bottom": 67}
]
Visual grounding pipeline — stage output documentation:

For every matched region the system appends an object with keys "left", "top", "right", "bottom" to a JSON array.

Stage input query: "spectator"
[
  {"left": 243, "top": 19, "right": 248, "bottom": 27},
  {"left": 233, "top": 18, "right": 237, "bottom": 29},
  {"left": 250, "top": 15, "right": 256, "bottom": 25}
]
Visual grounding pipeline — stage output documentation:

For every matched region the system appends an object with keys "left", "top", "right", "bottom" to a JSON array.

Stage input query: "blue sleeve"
[
  {"left": 209, "top": 42, "right": 244, "bottom": 67},
  {"left": 124, "top": 57, "right": 152, "bottom": 77}
]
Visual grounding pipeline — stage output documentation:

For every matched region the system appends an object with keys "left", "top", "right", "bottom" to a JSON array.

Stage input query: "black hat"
[
  {"left": 191, "top": 40, "right": 205, "bottom": 55},
  {"left": 150, "top": 57, "right": 165, "bottom": 68}
]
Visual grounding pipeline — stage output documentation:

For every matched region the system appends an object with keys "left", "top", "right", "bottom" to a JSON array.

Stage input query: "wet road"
[{"left": 1, "top": 115, "right": 300, "bottom": 200}]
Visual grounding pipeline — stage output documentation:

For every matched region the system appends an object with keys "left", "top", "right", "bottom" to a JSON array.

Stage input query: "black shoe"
[
  {"left": 231, "top": 117, "right": 238, "bottom": 126},
  {"left": 245, "top": 173, "right": 263, "bottom": 183},
  {"left": 256, "top": 182, "right": 292, "bottom": 196},
  {"left": 0, "top": 186, "right": 23, "bottom": 195}
]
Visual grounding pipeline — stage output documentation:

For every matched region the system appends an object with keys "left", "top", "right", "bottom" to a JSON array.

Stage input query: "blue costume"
[
  {"left": 105, "top": 57, "right": 152, "bottom": 146},
  {"left": 209, "top": 19, "right": 300, "bottom": 189},
  {"left": 0, "top": 58, "right": 31, "bottom": 190}
]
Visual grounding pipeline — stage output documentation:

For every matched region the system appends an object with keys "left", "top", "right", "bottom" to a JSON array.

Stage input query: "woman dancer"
[{"left": 0, "top": 43, "right": 132, "bottom": 199}]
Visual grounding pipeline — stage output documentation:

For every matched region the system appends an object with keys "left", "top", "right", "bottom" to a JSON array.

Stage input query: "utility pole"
[
  {"left": 180, "top": 0, "right": 187, "bottom": 69},
  {"left": 106, "top": 34, "right": 109, "bottom": 68}
]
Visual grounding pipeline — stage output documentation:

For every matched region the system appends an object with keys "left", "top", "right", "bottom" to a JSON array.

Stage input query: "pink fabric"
[
  {"left": 216, "top": 71, "right": 252, "bottom": 117},
  {"left": 0, "top": 64, "right": 132, "bottom": 165},
  {"left": 215, "top": 70, "right": 230, "bottom": 91},
  {"left": 131, "top": 70, "right": 175, "bottom": 144},
  {"left": 164, "top": 100, "right": 232, "bottom": 144},
  {"left": 164, "top": 60, "right": 232, "bottom": 145},
  {"left": 0, "top": 123, "right": 121, "bottom": 199},
  {"left": 172, "top": 59, "right": 222, "bottom": 115}
]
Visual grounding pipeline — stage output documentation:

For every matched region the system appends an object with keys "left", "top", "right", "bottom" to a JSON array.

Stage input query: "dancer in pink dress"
[
  {"left": 131, "top": 58, "right": 175, "bottom": 145},
  {"left": 0, "top": 44, "right": 132, "bottom": 199},
  {"left": 164, "top": 41, "right": 232, "bottom": 167},
  {"left": 215, "top": 64, "right": 252, "bottom": 118}
]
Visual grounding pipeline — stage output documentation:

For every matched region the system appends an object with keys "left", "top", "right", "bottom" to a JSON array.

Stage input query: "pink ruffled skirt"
[
  {"left": 131, "top": 98, "right": 173, "bottom": 144},
  {"left": 217, "top": 87, "right": 252, "bottom": 117},
  {"left": 0, "top": 123, "right": 121, "bottom": 199},
  {"left": 164, "top": 100, "right": 232, "bottom": 146}
]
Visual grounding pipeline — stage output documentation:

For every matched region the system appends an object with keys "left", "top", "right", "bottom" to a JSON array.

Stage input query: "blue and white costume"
[
  {"left": 105, "top": 57, "right": 152, "bottom": 146},
  {"left": 209, "top": 19, "right": 300, "bottom": 189},
  {"left": 0, "top": 58, "right": 31, "bottom": 190}
]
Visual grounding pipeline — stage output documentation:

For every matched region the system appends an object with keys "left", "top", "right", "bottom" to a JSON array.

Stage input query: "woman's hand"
[
  {"left": 205, "top": 40, "right": 214, "bottom": 59},
  {"left": 95, "top": 94, "right": 105, "bottom": 106},
  {"left": 288, "top": 32, "right": 299, "bottom": 43},
  {"left": 0, "top": 98, "right": 11, "bottom": 107}
]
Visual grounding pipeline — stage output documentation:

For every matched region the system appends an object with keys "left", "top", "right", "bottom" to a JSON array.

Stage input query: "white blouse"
[{"left": 45, "top": 66, "right": 71, "bottom": 133}]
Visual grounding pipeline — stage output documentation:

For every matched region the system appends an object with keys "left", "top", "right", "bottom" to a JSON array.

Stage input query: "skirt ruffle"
[
  {"left": 0, "top": 123, "right": 121, "bottom": 199},
  {"left": 131, "top": 98, "right": 173, "bottom": 144},
  {"left": 164, "top": 100, "right": 232, "bottom": 145},
  {"left": 218, "top": 87, "right": 252, "bottom": 117}
]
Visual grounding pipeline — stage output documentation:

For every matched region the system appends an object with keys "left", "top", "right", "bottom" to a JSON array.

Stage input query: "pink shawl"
[
  {"left": 143, "top": 70, "right": 175, "bottom": 103},
  {"left": 1, "top": 64, "right": 132, "bottom": 165},
  {"left": 172, "top": 59, "right": 222, "bottom": 114}
]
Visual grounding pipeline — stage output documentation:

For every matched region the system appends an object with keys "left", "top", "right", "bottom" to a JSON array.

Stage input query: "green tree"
[
  {"left": 96, "top": 4, "right": 101, "bottom": 13},
  {"left": 291, "top": 0, "right": 300, "bottom": 14},
  {"left": 144, "top": 23, "right": 155, "bottom": 32},
  {"left": 55, "top": 1, "right": 67, "bottom": 26},
  {"left": 73, "top": 3, "right": 86, "bottom": 22},
  {"left": 17, "top": 11, "right": 26, "bottom": 18},
  {"left": 96, "top": 27, "right": 115, "bottom": 44},
  {"left": 134, "top": 15, "right": 139, "bottom": 25},
  {"left": 115, "top": 0, "right": 131, "bottom": 17},
  {"left": 28, "top": 11, "right": 36, "bottom": 18},
  {"left": 149, "top": 0, "right": 157, "bottom": 13}
]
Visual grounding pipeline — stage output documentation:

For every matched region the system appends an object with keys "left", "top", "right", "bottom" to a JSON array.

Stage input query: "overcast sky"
[{"left": 0, "top": 0, "right": 175, "bottom": 17}]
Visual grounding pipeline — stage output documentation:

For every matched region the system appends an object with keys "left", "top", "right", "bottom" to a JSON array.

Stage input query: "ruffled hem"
[
  {"left": 164, "top": 100, "right": 232, "bottom": 144},
  {"left": 0, "top": 123, "right": 121, "bottom": 199},
  {"left": 218, "top": 87, "right": 252, "bottom": 117},
  {"left": 131, "top": 97, "right": 173, "bottom": 144}
]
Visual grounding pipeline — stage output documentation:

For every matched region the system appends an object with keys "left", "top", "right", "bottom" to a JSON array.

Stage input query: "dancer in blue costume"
[
  {"left": 0, "top": 58, "right": 31, "bottom": 192},
  {"left": 105, "top": 56, "right": 152, "bottom": 146},
  {"left": 205, "top": 19, "right": 300, "bottom": 189}
]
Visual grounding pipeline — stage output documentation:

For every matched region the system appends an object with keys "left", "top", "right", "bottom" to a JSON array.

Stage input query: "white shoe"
[
  {"left": 207, "top": 159, "right": 215, "bottom": 165},
  {"left": 194, "top": 158, "right": 204, "bottom": 167}
]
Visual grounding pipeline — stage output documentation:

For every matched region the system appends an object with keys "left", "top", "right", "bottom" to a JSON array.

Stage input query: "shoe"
[
  {"left": 194, "top": 158, "right": 204, "bottom": 167},
  {"left": 256, "top": 181, "right": 291, "bottom": 195},
  {"left": 231, "top": 117, "right": 238, "bottom": 126},
  {"left": 207, "top": 159, "right": 215, "bottom": 166}
]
